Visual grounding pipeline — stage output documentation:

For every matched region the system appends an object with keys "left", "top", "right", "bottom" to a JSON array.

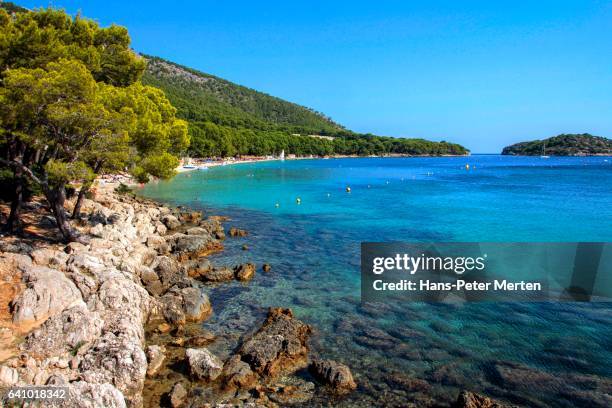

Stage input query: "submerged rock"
[
  {"left": 185, "top": 348, "right": 223, "bottom": 381},
  {"left": 168, "top": 382, "right": 188, "bottom": 408},
  {"left": 238, "top": 308, "right": 311, "bottom": 378},
  {"left": 185, "top": 330, "right": 216, "bottom": 347},
  {"left": 267, "top": 376, "right": 316, "bottom": 405},
  {"left": 234, "top": 263, "right": 256, "bottom": 281},
  {"left": 453, "top": 390, "right": 514, "bottom": 408},
  {"left": 309, "top": 359, "right": 357, "bottom": 394},
  {"left": 146, "top": 345, "right": 166, "bottom": 377},
  {"left": 229, "top": 227, "right": 248, "bottom": 237}
]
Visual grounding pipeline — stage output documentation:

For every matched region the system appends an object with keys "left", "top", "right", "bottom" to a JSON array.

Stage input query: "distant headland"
[{"left": 501, "top": 134, "right": 612, "bottom": 156}]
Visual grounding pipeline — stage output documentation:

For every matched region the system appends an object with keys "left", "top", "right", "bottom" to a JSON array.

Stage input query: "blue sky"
[{"left": 18, "top": 0, "right": 612, "bottom": 152}]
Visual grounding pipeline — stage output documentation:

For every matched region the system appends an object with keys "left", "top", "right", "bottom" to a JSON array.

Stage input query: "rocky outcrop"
[
  {"left": 0, "top": 186, "right": 227, "bottom": 407},
  {"left": 0, "top": 365, "right": 19, "bottom": 386},
  {"left": 197, "top": 266, "right": 235, "bottom": 283},
  {"left": 185, "top": 347, "right": 223, "bottom": 381},
  {"left": 309, "top": 359, "right": 357, "bottom": 394},
  {"left": 11, "top": 265, "right": 83, "bottom": 328},
  {"left": 195, "top": 263, "right": 256, "bottom": 283},
  {"left": 79, "top": 333, "right": 148, "bottom": 406},
  {"left": 238, "top": 308, "right": 311, "bottom": 378},
  {"left": 24, "top": 304, "right": 103, "bottom": 358},
  {"left": 63, "top": 381, "right": 127, "bottom": 408},
  {"left": 167, "top": 233, "right": 223, "bottom": 261},
  {"left": 160, "top": 286, "right": 212, "bottom": 325},
  {"left": 453, "top": 391, "right": 513, "bottom": 408},
  {"left": 161, "top": 214, "right": 181, "bottom": 230},
  {"left": 184, "top": 258, "right": 212, "bottom": 278}
]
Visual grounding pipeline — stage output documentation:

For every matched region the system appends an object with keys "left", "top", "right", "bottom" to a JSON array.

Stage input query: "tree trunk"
[
  {"left": 71, "top": 184, "right": 88, "bottom": 219},
  {"left": 45, "top": 185, "right": 81, "bottom": 243},
  {"left": 73, "top": 161, "right": 101, "bottom": 219},
  {"left": 5, "top": 169, "right": 24, "bottom": 233},
  {"left": 3, "top": 140, "right": 26, "bottom": 233}
]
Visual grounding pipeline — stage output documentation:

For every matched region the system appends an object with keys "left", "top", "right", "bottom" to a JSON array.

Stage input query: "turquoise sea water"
[{"left": 140, "top": 156, "right": 612, "bottom": 407}]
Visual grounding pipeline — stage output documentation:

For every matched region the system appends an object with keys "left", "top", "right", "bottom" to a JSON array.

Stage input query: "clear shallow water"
[{"left": 140, "top": 156, "right": 612, "bottom": 407}]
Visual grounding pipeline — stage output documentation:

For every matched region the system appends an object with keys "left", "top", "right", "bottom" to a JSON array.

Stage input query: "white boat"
[
  {"left": 540, "top": 143, "right": 550, "bottom": 158},
  {"left": 280, "top": 150, "right": 285, "bottom": 161}
]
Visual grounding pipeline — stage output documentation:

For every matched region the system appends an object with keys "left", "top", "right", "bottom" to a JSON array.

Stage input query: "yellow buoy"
[{"left": 465, "top": 164, "right": 470, "bottom": 170}]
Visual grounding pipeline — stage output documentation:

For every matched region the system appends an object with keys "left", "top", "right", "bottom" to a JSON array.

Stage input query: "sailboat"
[
  {"left": 280, "top": 149, "right": 285, "bottom": 161},
  {"left": 540, "top": 143, "right": 550, "bottom": 159}
]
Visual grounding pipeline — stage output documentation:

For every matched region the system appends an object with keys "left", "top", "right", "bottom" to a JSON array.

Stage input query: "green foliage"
[
  {"left": 45, "top": 159, "right": 93, "bottom": 187},
  {"left": 114, "top": 182, "right": 133, "bottom": 195},
  {"left": 139, "top": 152, "right": 179, "bottom": 180},
  {"left": 0, "top": 7, "right": 188, "bottom": 240},
  {"left": 143, "top": 56, "right": 469, "bottom": 157},
  {"left": 0, "top": 6, "right": 145, "bottom": 85},
  {"left": 502, "top": 134, "right": 612, "bottom": 156}
]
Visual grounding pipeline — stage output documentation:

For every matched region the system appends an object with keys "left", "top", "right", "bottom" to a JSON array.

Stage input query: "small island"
[{"left": 501, "top": 133, "right": 612, "bottom": 156}]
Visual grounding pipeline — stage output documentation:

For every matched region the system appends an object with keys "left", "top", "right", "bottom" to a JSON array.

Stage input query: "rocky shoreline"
[
  {"left": 0, "top": 184, "right": 360, "bottom": 407},
  {"left": 0, "top": 185, "right": 509, "bottom": 407}
]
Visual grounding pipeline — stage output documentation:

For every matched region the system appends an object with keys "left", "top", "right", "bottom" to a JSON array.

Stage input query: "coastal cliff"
[{"left": 501, "top": 133, "right": 612, "bottom": 156}]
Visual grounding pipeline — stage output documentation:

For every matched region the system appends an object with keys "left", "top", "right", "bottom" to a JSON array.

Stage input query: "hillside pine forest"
[{"left": 142, "top": 56, "right": 468, "bottom": 157}]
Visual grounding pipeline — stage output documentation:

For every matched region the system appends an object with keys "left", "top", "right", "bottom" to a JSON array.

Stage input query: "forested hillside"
[
  {"left": 502, "top": 134, "right": 612, "bottom": 156},
  {"left": 143, "top": 56, "right": 468, "bottom": 157},
  {"left": 143, "top": 56, "right": 344, "bottom": 135}
]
